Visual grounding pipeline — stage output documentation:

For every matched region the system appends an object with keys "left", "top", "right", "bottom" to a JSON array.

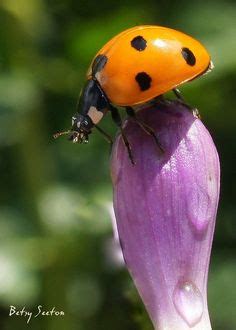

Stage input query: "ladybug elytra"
[{"left": 54, "top": 25, "right": 213, "bottom": 163}]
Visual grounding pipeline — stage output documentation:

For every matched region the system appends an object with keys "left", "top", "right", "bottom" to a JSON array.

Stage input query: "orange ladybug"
[{"left": 54, "top": 25, "right": 213, "bottom": 163}]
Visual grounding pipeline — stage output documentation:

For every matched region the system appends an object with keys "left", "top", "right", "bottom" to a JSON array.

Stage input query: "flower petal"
[{"left": 111, "top": 102, "right": 220, "bottom": 330}]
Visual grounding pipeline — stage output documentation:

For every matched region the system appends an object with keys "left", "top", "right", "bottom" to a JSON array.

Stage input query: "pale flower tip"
[{"left": 111, "top": 101, "right": 220, "bottom": 330}]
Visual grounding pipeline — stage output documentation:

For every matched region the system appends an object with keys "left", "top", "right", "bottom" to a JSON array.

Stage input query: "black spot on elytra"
[
  {"left": 131, "top": 35, "right": 147, "bottom": 51},
  {"left": 181, "top": 47, "right": 196, "bottom": 66},
  {"left": 135, "top": 72, "right": 152, "bottom": 91},
  {"left": 92, "top": 54, "right": 108, "bottom": 76}
]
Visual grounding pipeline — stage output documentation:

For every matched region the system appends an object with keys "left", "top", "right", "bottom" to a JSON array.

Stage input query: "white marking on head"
[
  {"left": 72, "top": 117, "right": 76, "bottom": 125},
  {"left": 88, "top": 106, "right": 103, "bottom": 124}
]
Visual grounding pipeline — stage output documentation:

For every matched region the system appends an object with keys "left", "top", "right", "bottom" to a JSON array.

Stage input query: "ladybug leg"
[
  {"left": 126, "top": 107, "right": 164, "bottom": 153},
  {"left": 94, "top": 124, "right": 113, "bottom": 145},
  {"left": 110, "top": 105, "right": 135, "bottom": 165},
  {"left": 172, "top": 89, "right": 201, "bottom": 119},
  {"left": 173, "top": 88, "right": 185, "bottom": 102}
]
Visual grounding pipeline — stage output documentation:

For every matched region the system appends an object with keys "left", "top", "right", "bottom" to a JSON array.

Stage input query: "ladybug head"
[
  {"left": 69, "top": 114, "right": 93, "bottom": 143},
  {"left": 53, "top": 79, "right": 108, "bottom": 144},
  {"left": 53, "top": 113, "right": 93, "bottom": 144}
]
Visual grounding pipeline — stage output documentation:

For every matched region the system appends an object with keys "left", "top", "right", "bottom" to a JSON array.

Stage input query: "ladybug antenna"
[{"left": 53, "top": 130, "right": 72, "bottom": 139}]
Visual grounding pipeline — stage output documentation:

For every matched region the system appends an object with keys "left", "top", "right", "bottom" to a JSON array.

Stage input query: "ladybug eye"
[{"left": 181, "top": 47, "right": 196, "bottom": 66}]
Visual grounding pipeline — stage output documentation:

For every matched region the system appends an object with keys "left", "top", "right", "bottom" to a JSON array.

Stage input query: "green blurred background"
[{"left": 0, "top": 0, "right": 235, "bottom": 329}]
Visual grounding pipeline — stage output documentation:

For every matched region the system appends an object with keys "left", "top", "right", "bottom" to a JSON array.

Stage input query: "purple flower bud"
[{"left": 111, "top": 102, "right": 220, "bottom": 330}]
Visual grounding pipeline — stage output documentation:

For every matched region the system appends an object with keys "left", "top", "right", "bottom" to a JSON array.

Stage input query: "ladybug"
[{"left": 54, "top": 25, "right": 213, "bottom": 163}]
